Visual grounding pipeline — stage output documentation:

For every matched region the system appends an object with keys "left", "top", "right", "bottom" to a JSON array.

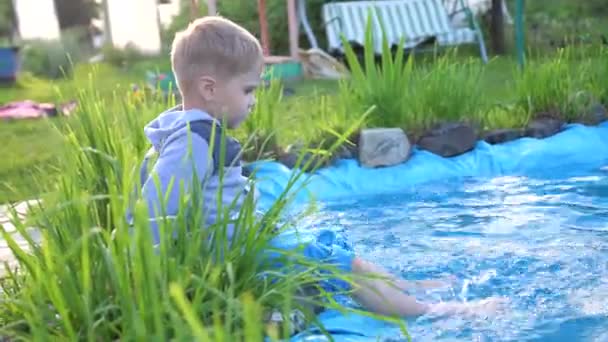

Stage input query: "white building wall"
[{"left": 14, "top": 0, "right": 61, "bottom": 41}]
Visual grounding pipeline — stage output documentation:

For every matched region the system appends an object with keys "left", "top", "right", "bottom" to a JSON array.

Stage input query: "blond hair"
[{"left": 171, "top": 16, "right": 264, "bottom": 94}]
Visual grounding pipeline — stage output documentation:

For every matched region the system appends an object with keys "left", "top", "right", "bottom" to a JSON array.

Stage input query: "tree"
[
  {"left": 53, "top": 0, "right": 98, "bottom": 29},
  {"left": 0, "top": 0, "right": 17, "bottom": 41},
  {"left": 490, "top": 0, "right": 506, "bottom": 54}
]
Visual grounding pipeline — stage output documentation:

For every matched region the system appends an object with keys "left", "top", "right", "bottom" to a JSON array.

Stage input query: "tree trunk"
[
  {"left": 190, "top": 0, "right": 199, "bottom": 20},
  {"left": 53, "top": 0, "right": 96, "bottom": 29},
  {"left": 490, "top": 0, "right": 506, "bottom": 54}
]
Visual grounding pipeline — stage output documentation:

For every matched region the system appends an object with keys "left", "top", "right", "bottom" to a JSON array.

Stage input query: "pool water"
[{"left": 299, "top": 165, "right": 608, "bottom": 341}]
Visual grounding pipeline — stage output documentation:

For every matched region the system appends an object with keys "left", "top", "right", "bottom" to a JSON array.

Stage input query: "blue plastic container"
[{"left": 0, "top": 47, "right": 19, "bottom": 83}]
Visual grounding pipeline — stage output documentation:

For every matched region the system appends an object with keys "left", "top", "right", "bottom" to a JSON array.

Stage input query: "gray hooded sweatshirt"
[{"left": 137, "top": 106, "right": 252, "bottom": 245}]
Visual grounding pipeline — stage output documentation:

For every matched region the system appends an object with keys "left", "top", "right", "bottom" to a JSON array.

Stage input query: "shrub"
[
  {"left": 101, "top": 43, "right": 145, "bottom": 68},
  {"left": 18, "top": 28, "right": 89, "bottom": 79},
  {"left": 479, "top": 104, "right": 531, "bottom": 131},
  {"left": 19, "top": 40, "right": 73, "bottom": 79}
]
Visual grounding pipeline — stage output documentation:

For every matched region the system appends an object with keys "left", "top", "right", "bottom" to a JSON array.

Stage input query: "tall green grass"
[
  {"left": 0, "top": 69, "right": 397, "bottom": 340},
  {"left": 513, "top": 47, "right": 600, "bottom": 122},
  {"left": 236, "top": 79, "right": 366, "bottom": 163},
  {"left": 404, "top": 56, "right": 485, "bottom": 132},
  {"left": 337, "top": 15, "right": 485, "bottom": 136},
  {"left": 479, "top": 104, "right": 531, "bottom": 131},
  {"left": 338, "top": 17, "right": 414, "bottom": 131},
  {"left": 335, "top": 14, "right": 603, "bottom": 139},
  {"left": 586, "top": 47, "right": 608, "bottom": 107},
  {"left": 237, "top": 79, "right": 284, "bottom": 161}
]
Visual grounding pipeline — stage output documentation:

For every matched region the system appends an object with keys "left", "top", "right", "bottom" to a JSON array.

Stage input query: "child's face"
[{"left": 214, "top": 66, "right": 262, "bottom": 129}]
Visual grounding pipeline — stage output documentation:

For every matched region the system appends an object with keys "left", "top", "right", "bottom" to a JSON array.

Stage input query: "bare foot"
[
  {"left": 468, "top": 297, "right": 509, "bottom": 316},
  {"left": 428, "top": 297, "right": 509, "bottom": 317}
]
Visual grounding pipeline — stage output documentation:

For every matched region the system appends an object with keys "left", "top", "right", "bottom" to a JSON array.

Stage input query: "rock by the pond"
[
  {"left": 358, "top": 128, "right": 411, "bottom": 168},
  {"left": 333, "top": 143, "right": 358, "bottom": 161},
  {"left": 483, "top": 128, "right": 523, "bottom": 145},
  {"left": 277, "top": 149, "right": 327, "bottom": 172},
  {"left": 417, "top": 122, "right": 477, "bottom": 157},
  {"left": 525, "top": 118, "right": 563, "bottom": 139},
  {"left": 579, "top": 103, "right": 608, "bottom": 126}
]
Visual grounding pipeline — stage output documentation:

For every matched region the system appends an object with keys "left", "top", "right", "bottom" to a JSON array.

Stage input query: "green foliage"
[
  {"left": 19, "top": 29, "right": 88, "bottom": 79},
  {"left": 20, "top": 40, "right": 73, "bottom": 79},
  {"left": 513, "top": 48, "right": 593, "bottom": 122},
  {"left": 237, "top": 79, "right": 285, "bottom": 160},
  {"left": 338, "top": 15, "right": 484, "bottom": 135},
  {"left": 405, "top": 56, "right": 484, "bottom": 130},
  {"left": 479, "top": 104, "right": 531, "bottom": 131},
  {"left": 161, "top": 0, "right": 328, "bottom": 54},
  {"left": 0, "top": 0, "right": 15, "bottom": 40},
  {"left": 101, "top": 43, "right": 145, "bottom": 68},
  {"left": 0, "top": 68, "right": 380, "bottom": 340},
  {"left": 586, "top": 48, "right": 608, "bottom": 106},
  {"left": 234, "top": 76, "right": 367, "bottom": 163}
]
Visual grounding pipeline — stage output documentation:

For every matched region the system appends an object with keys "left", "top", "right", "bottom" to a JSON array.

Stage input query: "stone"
[
  {"left": 357, "top": 128, "right": 411, "bottom": 168},
  {"left": 524, "top": 118, "right": 563, "bottom": 139},
  {"left": 483, "top": 128, "right": 523, "bottom": 145},
  {"left": 333, "top": 143, "right": 358, "bottom": 161},
  {"left": 417, "top": 122, "right": 477, "bottom": 157},
  {"left": 277, "top": 149, "right": 327, "bottom": 172},
  {"left": 579, "top": 103, "right": 608, "bottom": 126}
]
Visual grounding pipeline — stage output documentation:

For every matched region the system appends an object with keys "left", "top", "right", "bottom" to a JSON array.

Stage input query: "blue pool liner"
[
  {"left": 251, "top": 122, "right": 608, "bottom": 211},
  {"left": 250, "top": 121, "right": 608, "bottom": 341}
]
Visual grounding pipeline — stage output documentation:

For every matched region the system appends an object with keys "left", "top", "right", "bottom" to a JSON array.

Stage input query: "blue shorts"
[{"left": 264, "top": 228, "right": 355, "bottom": 293}]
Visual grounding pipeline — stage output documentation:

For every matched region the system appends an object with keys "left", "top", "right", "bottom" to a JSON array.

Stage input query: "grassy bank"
[{"left": 1, "top": 43, "right": 607, "bottom": 204}]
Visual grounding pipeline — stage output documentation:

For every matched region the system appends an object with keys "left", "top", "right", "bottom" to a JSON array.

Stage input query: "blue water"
[
  {"left": 252, "top": 122, "right": 608, "bottom": 341},
  {"left": 295, "top": 167, "right": 608, "bottom": 341}
]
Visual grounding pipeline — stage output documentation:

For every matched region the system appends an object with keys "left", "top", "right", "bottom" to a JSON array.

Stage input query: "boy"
[{"left": 139, "top": 16, "right": 506, "bottom": 325}]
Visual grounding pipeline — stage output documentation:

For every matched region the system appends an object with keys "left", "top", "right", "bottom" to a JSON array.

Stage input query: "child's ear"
[{"left": 197, "top": 76, "right": 216, "bottom": 101}]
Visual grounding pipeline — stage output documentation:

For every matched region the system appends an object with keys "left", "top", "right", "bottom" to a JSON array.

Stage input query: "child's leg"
[
  {"left": 349, "top": 257, "right": 431, "bottom": 316},
  {"left": 350, "top": 257, "right": 508, "bottom": 318},
  {"left": 268, "top": 229, "right": 506, "bottom": 318}
]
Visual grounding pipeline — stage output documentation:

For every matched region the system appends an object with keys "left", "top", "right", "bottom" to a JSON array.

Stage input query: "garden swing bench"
[{"left": 296, "top": 0, "right": 490, "bottom": 63}]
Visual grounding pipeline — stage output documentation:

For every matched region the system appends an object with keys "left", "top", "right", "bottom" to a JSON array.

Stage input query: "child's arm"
[{"left": 141, "top": 133, "right": 211, "bottom": 244}]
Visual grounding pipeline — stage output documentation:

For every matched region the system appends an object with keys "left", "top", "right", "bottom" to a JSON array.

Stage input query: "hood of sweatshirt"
[{"left": 144, "top": 105, "right": 217, "bottom": 151}]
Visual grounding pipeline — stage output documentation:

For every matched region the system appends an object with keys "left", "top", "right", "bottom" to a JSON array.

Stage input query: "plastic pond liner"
[{"left": 248, "top": 121, "right": 608, "bottom": 341}]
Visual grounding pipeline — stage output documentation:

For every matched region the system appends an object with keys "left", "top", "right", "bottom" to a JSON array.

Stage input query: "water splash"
[
  {"left": 310, "top": 166, "right": 608, "bottom": 341},
  {"left": 459, "top": 269, "right": 498, "bottom": 303}
]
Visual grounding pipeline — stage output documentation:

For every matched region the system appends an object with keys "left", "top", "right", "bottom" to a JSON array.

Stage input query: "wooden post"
[
  {"left": 286, "top": 0, "right": 299, "bottom": 60},
  {"left": 190, "top": 0, "right": 199, "bottom": 20},
  {"left": 515, "top": 0, "right": 525, "bottom": 69},
  {"left": 490, "top": 0, "right": 505, "bottom": 54},
  {"left": 257, "top": 0, "right": 271, "bottom": 56},
  {"left": 206, "top": 0, "right": 217, "bottom": 16}
]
